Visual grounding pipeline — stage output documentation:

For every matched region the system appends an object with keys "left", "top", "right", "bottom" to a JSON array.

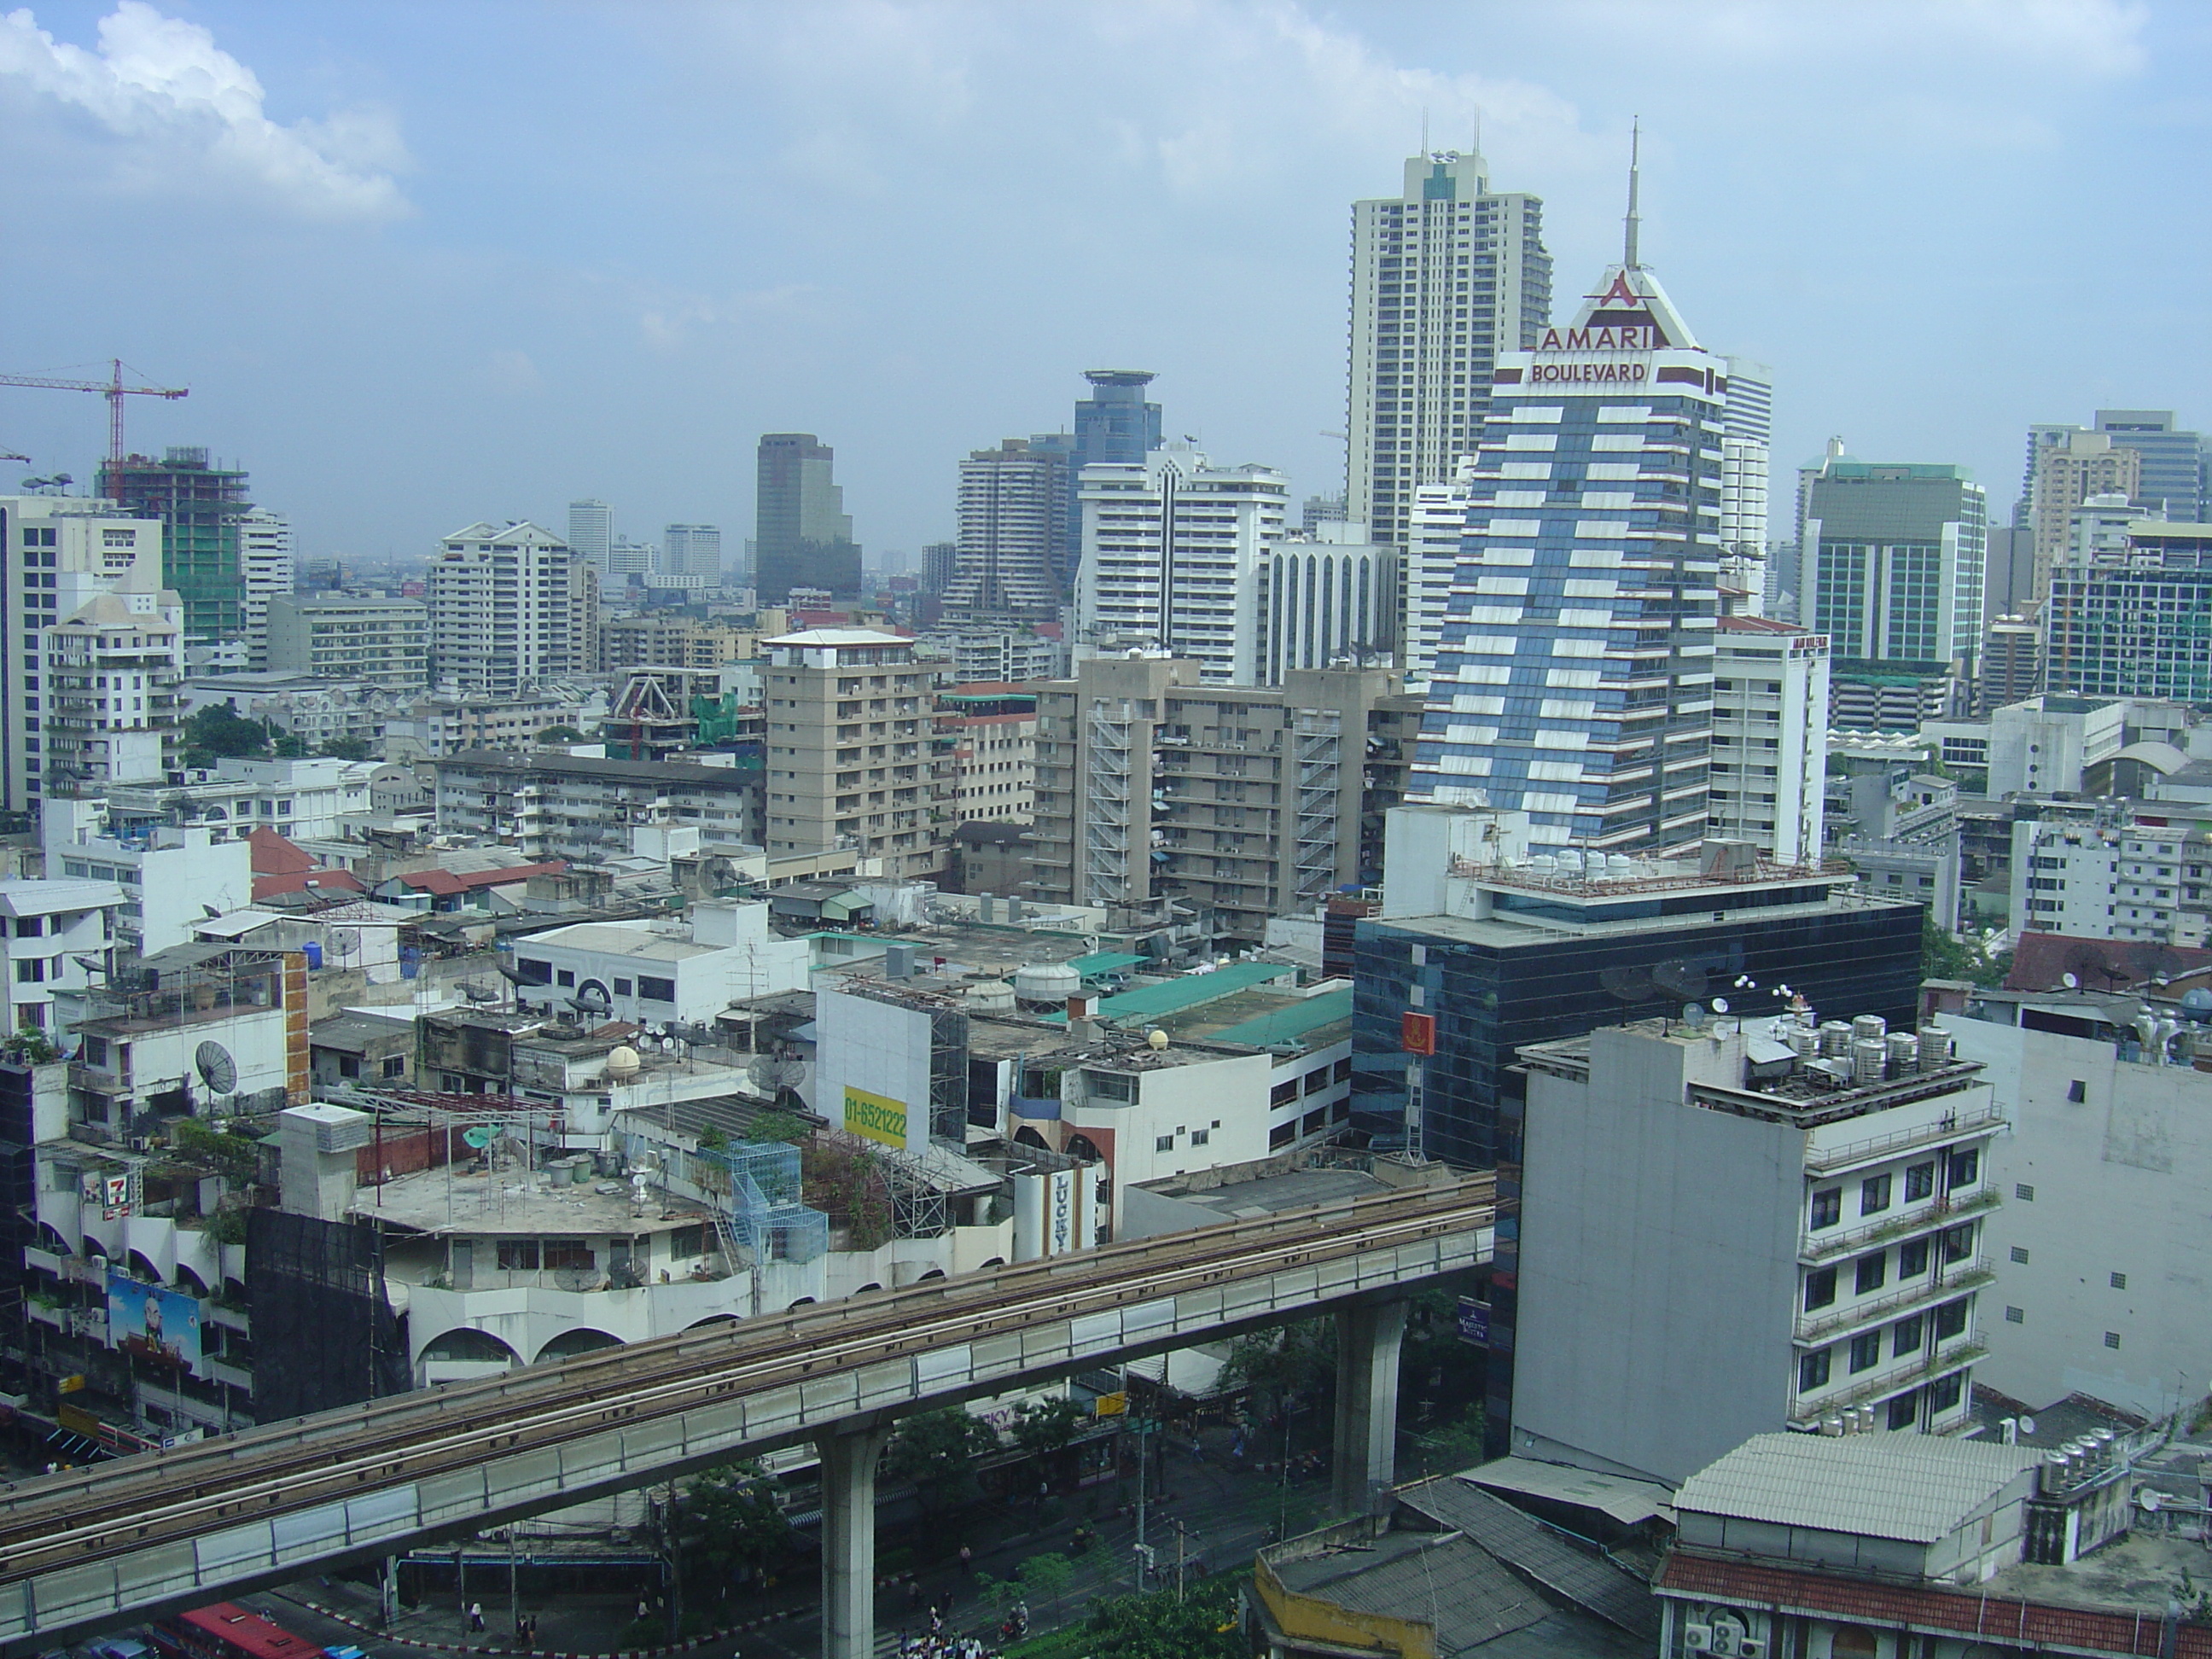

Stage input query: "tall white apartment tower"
[
  {"left": 428, "top": 521, "right": 591, "bottom": 698},
  {"left": 1404, "top": 456, "right": 1481, "bottom": 690},
  {"left": 238, "top": 508, "right": 294, "bottom": 670},
  {"left": 1074, "top": 443, "right": 1286, "bottom": 686},
  {"left": 1412, "top": 151, "right": 1727, "bottom": 855},
  {"left": 1720, "top": 360, "right": 1773, "bottom": 611},
  {"left": 0, "top": 495, "right": 166, "bottom": 812},
  {"left": 661, "top": 524, "right": 723, "bottom": 583},
  {"left": 1708, "top": 614, "right": 1829, "bottom": 865},
  {"left": 1347, "top": 150, "right": 1552, "bottom": 553},
  {"left": 567, "top": 499, "right": 614, "bottom": 573}
]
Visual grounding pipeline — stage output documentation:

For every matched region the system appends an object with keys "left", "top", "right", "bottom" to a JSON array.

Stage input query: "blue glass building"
[{"left": 1412, "top": 260, "right": 1725, "bottom": 854}]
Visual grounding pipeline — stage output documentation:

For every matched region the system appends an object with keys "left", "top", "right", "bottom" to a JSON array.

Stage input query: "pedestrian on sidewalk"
[
  {"left": 468, "top": 1602, "right": 485, "bottom": 1633},
  {"left": 958, "top": 1543, "right": 973, "bottom": 1575}
]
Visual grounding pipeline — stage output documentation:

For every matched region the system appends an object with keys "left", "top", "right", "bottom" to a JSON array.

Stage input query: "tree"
[
  {"left": 182, "top": 705, "right": 271, "bottom": 768},
  {"left": 742, "top": 1109, "right": 811, "bottom": 1144},
  {"left": 1010, "top": 1394, "right": 1087, "bottom": 1458},
  {"left": 1919, "top": 913, "right": 2008, "bottom": 987},
  {"left": 535, "top": 725, "right": 586, "bottom": 744},
  {"left": 1220, "top": 1317, "right": 1336, "bottom": 1416},
  {"left": 883, "top": 1407, "right": 997, "bottom": 1516},
  {"left": 1078, "top": 1577, "right": 1243, "bottom": 1659},
  {"left": 672, "top": 1463, "right": 793, "bottom": 1595},
  {"left": 1015, "top": 1551, "right": 1073, "bottom": 1626},
  {"left": 317, "top": 736, "right": 372, "bottom": 762}
]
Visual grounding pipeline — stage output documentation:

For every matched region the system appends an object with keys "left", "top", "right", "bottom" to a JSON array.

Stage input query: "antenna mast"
[{"left": 1623, "top": 119, "right": 1642, "bottom": 270}]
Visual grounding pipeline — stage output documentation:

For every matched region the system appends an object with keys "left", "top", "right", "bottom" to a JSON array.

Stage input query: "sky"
[{"left": 0, "top": 0, "right": 2205, "bottom": 565}]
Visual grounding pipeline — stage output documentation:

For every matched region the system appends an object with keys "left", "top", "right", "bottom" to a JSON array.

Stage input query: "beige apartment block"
[{"left": 761, "top": 629, "right": 950, "bottom": 881}]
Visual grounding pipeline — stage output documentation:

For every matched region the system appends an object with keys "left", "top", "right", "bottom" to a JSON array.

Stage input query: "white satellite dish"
[
  {"left": 2018, "top": 1414, "right": 2036, "bottom": 1436},
  {"left": 1711, "top": 996, "right": 1731, "bottom": 1015},
  {"left": 2063, "top": 973, "right": 2080, "bottom": 989},
  {"left": 2141, "top": 1488, "right": 2163, "bottom": 1511}
]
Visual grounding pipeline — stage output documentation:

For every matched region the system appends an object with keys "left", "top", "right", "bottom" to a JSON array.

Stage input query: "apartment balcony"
[
  {"left": 1803, "top": 1109, "right": 2005, "bottom": 1175},
  {"left": 1801, "top": 1185, "right": 1997, "bottom": 1265},
  {"left": 1788, "top": 1337, "right": 1987, "bottom": 1429},
  {"left": 1796, "top": 1257, "right": 1994, "bottom": 1346}
]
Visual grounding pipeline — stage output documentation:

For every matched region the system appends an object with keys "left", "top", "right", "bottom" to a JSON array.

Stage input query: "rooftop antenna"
[
  {"left": 1421, "top": 108, "right": 1430, "bottom": 154},
  {"left": 1623, "top": 117, "right": 1642, "bottom": 270}
]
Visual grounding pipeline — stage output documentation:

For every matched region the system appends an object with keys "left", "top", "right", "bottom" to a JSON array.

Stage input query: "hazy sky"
[{"left": 0, "top": 1, "right": 2202, "bottom": 563}]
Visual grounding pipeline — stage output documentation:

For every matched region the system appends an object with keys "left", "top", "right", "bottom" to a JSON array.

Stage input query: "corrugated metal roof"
[
  {"left": 1068, "top": 951, "right": 1147, "bottom": 976},
  {"left": 1671, "top": 1433, "right": 2043, "bottom": 1544},
  {"left": 1398, "top": 1477, "right": 1661, "bottom": 1639},
  {"left": 1207, "top": 986, "right": 1354, "bottom": 1049},
  {"left": 1462, "top": 1457, "right": 1674, "bottom": 1528},
  {"left": 1041, "top": 961, "right": 1296, "bottom": 1025},
  {"left": 1274, "top": 1531, "right": 1551, "bottom": 1655}
]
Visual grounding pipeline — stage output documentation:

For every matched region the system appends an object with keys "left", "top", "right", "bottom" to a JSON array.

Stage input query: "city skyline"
[{"left": 1, "top": 2, "right": 2203, "bottom": 567}]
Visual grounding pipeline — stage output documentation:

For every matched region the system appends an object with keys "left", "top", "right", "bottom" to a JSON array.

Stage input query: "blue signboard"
[{"left": 1456, "top": 1295, "right": 1489, "bottom": 1346}]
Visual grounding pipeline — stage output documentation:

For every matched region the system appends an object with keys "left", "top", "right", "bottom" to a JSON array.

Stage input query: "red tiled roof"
[
  {"left": 394, "top": 861, "right": 565, "bottom": 897},
  {"left": 247, "top": 824, "right": 317, "bottom": 874},
  {"left": 1657, "top": 1551, "right": 2210, "bottom": 1658},
  {"left": 252, "top": 868, "right": 366, "bottom": 901},
  {"left": 2005, "top": 930, "right": 2212, "bottom": 994}
]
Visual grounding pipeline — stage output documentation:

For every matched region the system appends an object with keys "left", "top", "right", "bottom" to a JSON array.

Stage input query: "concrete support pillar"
[
  {"left": 1331, "top": 1299, "right": 1407, "bottom": 1516},
  {"left": 816, "top": 1420, "right": 893, "bottom": 1659}
]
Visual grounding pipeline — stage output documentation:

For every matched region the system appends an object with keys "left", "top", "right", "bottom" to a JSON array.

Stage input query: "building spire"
[{"left": 1623, "top": 118, "right": 1642, "bottom": 270}]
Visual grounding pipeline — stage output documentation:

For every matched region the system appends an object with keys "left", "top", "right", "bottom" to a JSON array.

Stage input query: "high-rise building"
[
  {"left": 1400, "top": 457, "right": 1479, "bottom": 690},
  {"left": 0, "top": 495, "right": 165, "bottom": 813},
  {"left": 427, "top": 521, "right": 591, "bottom": 698},
  {"left": 921, "top": 541, "right": 957, "bottom": 597},
  {"left": 237, "top": 508, "right": 294, "bottom": 671},
  {"left": 1074, "top": 370, "right": 1161, "bottom": 469},
  {"left": 567, "top": 499, "right": 614, "bottom": 573},
  {"left": 39, "top": 566, "right": 186, "bottom": 799},
  {"left": 265, "top": 593, "right": 430, "bottom": 688},
  {"left": 661, "top": 524, "right": 723, "bottom": 585},
  {"left": 1412, "top": 242, "right": 1726, "bottom": 853},
  {"left": 2046, "top": 519, "right": 2212, "bottom": 704},
  {"left": 1074, "top": 442, "right": 1286, "bottom": 686},
  {"left": 755, "top": 434, "right": 860, "bottom": 602},
  {"left": 941, "top": 439, "right": 1068, "bottom": 619},
  {"left": 1708, "top": 614, "right": 1829, "bottom": 865},
  {"left": 96, "top": 446, "right": 250, "bottom": 647},
  {"left": 1261, "top": 522, "right": 1394, "bottom": 684},
  {"left": 1976, "top": 616, "right": 2040, "bottom": 713},
  {"left": 759, "top": 628, "right": 949, "bottom": 881},
  {"left": 2024, "top": 429, "right": 2138, "bottom": 608},
  {"left": 1029, "top": 657, "right": 1422, "bottom": 940},
  {"left": 2093, "top": 408, "right": 2206, "bottom": 519},
  {"left": 1720, "top": 358, "right": 1774, "bottom": 607},
  {"left": 1346, "top": 150, "right": 1552, "bottom": 551},
  {"left": 1802, "top": 458, "right": 1986, "bottom": 730}
]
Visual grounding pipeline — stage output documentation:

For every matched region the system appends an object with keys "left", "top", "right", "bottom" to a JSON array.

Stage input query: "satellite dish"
[
  {"left": 2141, "top": 1488, "right": 2163, "bottom": 1512},
  {"left": 328, "top": 928, "right": 361, "bottom": 957},
  {"left": 463, "top": 1126, "right": 496, "bottom": 1150},
  {"left": 195, "top": 1041, "right": 237, "bottom": 1096},
  {"left": 2063, "top": 973, "right": 2080, "bottom": 989},
  {"left": 1681, "top": 1003, "right": 1708, "bottom": 1029},
  {"left": 2018, "top": 1415, "right": 2036, "bottom": 1436},
  {"left": 458, "top": 981, "right": 498, "bottom": 1004},
  {"left": 1710, "top": 997, "right": 1731, "bottom": 1015}
]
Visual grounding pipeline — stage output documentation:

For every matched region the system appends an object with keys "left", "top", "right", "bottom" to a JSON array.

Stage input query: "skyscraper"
[
  {"left": 1801, "top": 457, "right": 1987, "bottom": 729},
  {"left": 567, "top": 499, "right": 614, "bottom": 572},
  {"left": 238, "top": 508, "right": 294, "bottom": 671},
  {"left": 96, "top": 446, "right": 249, "bottom": 646},
  {"left": 1074, "top": 443, "right": 1286, "bottom": 685},
  {"left": 661, "top": 524, "right": 723, "bottom": 583},
  {"left": 1346, "top": 150, "right": 1552, "bottom": 552},
  {"left": 1074, "top": 370, "right": 1161, "bottom": 469},
  {"left": 2023, "top": 429, "right": 2137, "bottom": 609},
  {"left": 428, "top": 521, "right": 591, "bottom": 697},
  {"left": 1720, "top": 359, "right": 1773, "bottom": 606},
  {"left": 1411, "top": 166, "right": 1724, "bottom": 853},
  {"left": 2093, "top": 410, "right": 2203, "bottom": 520},
  {"left": 941, "top": 439, "right": 1067, "bottom": 619},
  {"left": 754, "top": 434, "right": 860, "bottom": 602},
  {"left": 2046, "top": 520, "right": 2212, "bottom": 703}
]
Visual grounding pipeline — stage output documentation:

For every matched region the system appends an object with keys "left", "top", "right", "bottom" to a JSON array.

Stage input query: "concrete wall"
[
  {"left": 1513, "top": 1029, "right": 1803, "bottom": 1484},
  {"left": 1943, "top": 1012, "right": 2212, "bottom": 1417}
]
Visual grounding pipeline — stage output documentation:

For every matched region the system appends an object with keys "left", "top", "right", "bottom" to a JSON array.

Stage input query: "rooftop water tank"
[
  {"left": 1012, "top": 961, "right": 1083, "bottom": 1005},
  {"left": 965, "top": 980, "right": 1017, "bottom": 1013},
  {"left": 606, "top": 1045, "right": 641, "bottom": 1080}
]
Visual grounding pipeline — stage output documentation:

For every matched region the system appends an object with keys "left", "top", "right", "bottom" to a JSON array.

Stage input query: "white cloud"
[{"left": 0, "top": 1, "right": 408, "bottom": 220}]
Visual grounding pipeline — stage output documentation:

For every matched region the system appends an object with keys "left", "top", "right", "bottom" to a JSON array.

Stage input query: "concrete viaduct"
[{"left": 0, "top": 1176, "right": 1494, "bottom": 1659}]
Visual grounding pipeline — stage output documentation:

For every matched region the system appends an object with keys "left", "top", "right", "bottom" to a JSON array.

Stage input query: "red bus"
[{"left": 148, "top": 1605, "right": 324, "bottom": 1659}]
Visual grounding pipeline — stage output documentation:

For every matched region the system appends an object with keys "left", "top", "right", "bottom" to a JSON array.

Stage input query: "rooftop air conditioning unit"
[{"left": 1682, "top": 1629, "right": 1714, "bottom": 1653}]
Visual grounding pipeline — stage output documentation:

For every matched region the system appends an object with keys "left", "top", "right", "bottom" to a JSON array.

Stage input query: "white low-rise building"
[
  {"left": 509, "top": 903, "right": 808, "bottom": 1027},
  {"left": 0, "top": 878, "right": 125, "bottom": 1033},
  {"left": 42, "top": 800, "right": 254, "bottom": 957}
]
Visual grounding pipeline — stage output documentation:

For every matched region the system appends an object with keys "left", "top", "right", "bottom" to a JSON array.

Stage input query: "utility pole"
[{"left": 1131, "top": 1414, "right": 1155, "bottom": 1589}]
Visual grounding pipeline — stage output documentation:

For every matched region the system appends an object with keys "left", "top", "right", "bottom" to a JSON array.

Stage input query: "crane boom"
[{"left": 0, "top": 358, "right": 189, "bottom": 463}]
